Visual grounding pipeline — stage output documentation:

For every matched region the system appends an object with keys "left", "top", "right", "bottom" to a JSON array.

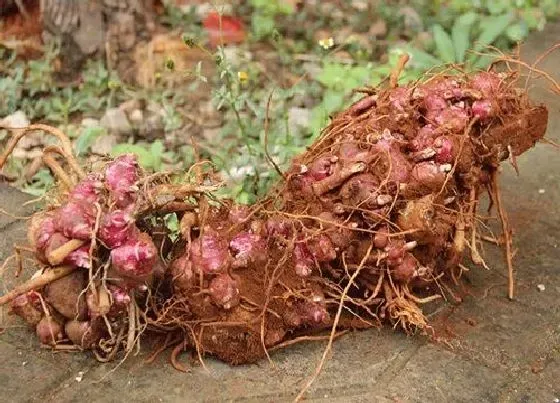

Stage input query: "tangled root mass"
[{"left": 2, "top": 69, "right": 548, "bottom": 366}]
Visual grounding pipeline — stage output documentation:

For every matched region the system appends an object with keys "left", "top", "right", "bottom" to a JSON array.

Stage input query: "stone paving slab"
[{"left": 1, "top": 22, "right": 560, "bottom": 403}]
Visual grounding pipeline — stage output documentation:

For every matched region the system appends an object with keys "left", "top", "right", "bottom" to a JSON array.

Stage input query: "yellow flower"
[
  {"left": 318, "top": 37, "right": 335, "bottom": 50},
  {"left": 238, "top": 71, "right": 248, "bottom": 83}
]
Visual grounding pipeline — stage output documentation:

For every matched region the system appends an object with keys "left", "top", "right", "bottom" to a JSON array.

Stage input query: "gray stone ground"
[{"left": 1, "top": 23, "right": 560, "bottom": 403}]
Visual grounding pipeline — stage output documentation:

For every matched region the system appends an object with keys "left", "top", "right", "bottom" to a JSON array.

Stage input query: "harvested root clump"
[{"left": 0, "top": 68, "right": 549, "bottom": 367}]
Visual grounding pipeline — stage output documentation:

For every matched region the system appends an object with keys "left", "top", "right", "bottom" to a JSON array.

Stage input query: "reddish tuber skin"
[
  {"left": 316, "top": 212, "right": 352, "bottom": 250},
  {"left": 64, "top": 244, "right": 91, "bottom": 269},
  {"left": 229, "top": 232, "right": 267, "bottom": 268},
  {"left": 55, "top": 200, "right": 96, "bottom": 240},
  {"left": 392, "top": 254, "right": 417, "bottom": 282},
  {"left": 8, "top": 70, "right": 549, "bottom": 366},
  {"left": 29, "top": 215, "right": 56, "bottom": 252},
  {"left": 29, "top": 215, "right": 56, "bottom": 263},
  {"left": 373, "top": 226, "right": 390, "bottom": 249},
  {"left": 307, "top": 155, "right": 333, "bottom": 181},
  {"left": 338, "top": 143, "right": 360, "bottom": 161},
  {"left": 410, "top": 125, "right": 436, "bottom": 152},
  {"left": 110, "top": 232, "right": 157, "bottom": 278},
  {"left": 11, "top": 292, "right": 43, "bottom": 326},
  {"left": 69, "top": 173, "right": 104, "bottom": 203},
  {"left": 433, "top": 136, "right": 454, "bottom": 164},
  {"left": 434, "top": 106, "right": 469, "bottom": 132},
  {"left": 228, "top": 204, "right": 251, "bottom": 224},
  {"left": 299, "top": 302, "right": 329, "bottom": 325},
  {"left": 170, "top": 255, "right": 195, "bottom": 291},
  {"left": 308, "top": 234, "right": 337, "bottom": 263},
  {"left": 340, "top": 173, "right": 380, "bottom": 209},
  {"left": 471, "top": 71, "right": 502, "bottom": 97},
  {"left": 472, "top": 99, "right": 493, "bottom": 120},
  {"left": 389, "top": 87, "right": 410, "bottom": 111},
  {"left": 189, "top": 230, "right": 231, "bottom": 274},
  {"left": 36, "top": 316, "right": 64, "bottom": 346},
  {"left": 293, "top": 241, "right": 315, "bottom": 277},
  {"left": 284, "top": 299, "right": 329, "bottom": 328},
  {"left": 88, "top": 285, "right": 131, "bottom": 318},
  {"left": 373, "top": 132, "right": 411, "bottom": 183},
  {"left": 408, "top": 162, "right": 447, "bottom": 193},
  {"left": 424, "top": 94, "right": 448, "bottom": 118},
  {"left": 107, "top": 285, "right": 131, "bottom": 315},
  {"left": 99, "top": 209, "right": 138, "bottom": 249},
  {"left": 209, "top": 274, "right": 240, "bottom": 309},
  {"left": 105, "top": 154, "right": 140, "bottom": 208},
  {"left": 265, "top": 217, "right": 293, "bottom": 239},
  {"left": 43, "top": 233, "right": 90, "bottom": 268},
  {"left": 386, "top": 240, "right": 406, "bottom": 267}
]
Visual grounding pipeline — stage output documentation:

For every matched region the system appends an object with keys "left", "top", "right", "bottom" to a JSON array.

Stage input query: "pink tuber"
[
  {"left": 10, "top": 292, "right": 43, "bottom": 326},
  {"left": 189, "top": 230, "right": 231, "bottom": 274},
  {"left": 105, "top": 154, "right": 140, "bottom": 208},
  {"left": 308, "top": 234, "right": 337, "bottom": 263},
  {"left": 69, "top": 173, "right": 104, "bottom": 203},
  {"left": 99, "top": 209, "right": 138, "bottom": 249},
  {"left": 170, "top": 255, "right": 195, "bottom": 291},
  {"left": 55, "top": 200, "right": 96, "bottom": 240},
  {"left": 208, "top": 274, "right": 240, "bottom": 309},
  {"left": 64, "top": 244, "right": 92, "bottom": 269},
  {"left": 373, "top": 132, "right": 411, "bottom": 183},
  {"left": 293, "top": 241, "right": 315, "bottom": 277},
  {"left": 111, "top": 232, "right": 157, "bottom": 278},
  {"left": 229, "top": 231, "right": 267, "bottom": 268},
  {"left": 36, "top": 316, "right": 64, "bottom": 346}
]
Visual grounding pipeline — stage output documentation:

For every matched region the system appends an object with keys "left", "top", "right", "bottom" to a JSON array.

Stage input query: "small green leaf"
[
  {"left": 506, "top": 22, "right": 528, "bottom": 42},
  {"left": 74, "top": 126, "right": 105, "bottom": 156},
  {"left": 164, "top": 213, "right": 180, "bottom": 240},
  {"left": 432, "top": 24, "right": 456, "bottom": 63},
  {"left": 111, "top": 144, "right": 154, "bottom": 170},
  {"left": 451, "top": 12, "right": 478, "bottom": 63},
  {"left": 467, "top": 13, "right": 512, "bottom": 65},
  {"left": 402, "top": 47, "right": 442, "bottom": 70},
  {"left": 150, "top": 140, "right": 165, "bottom": 171},
  {"left": 472, "top": 54, "right": 494, "bottom": 70},
  {"left": 487, "top": 0, "right": 507, "bottom": 15}
]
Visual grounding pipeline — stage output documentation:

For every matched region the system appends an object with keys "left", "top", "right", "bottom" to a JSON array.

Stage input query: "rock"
[
  {"left": 202, "top": 127, "right": 221, "bottom": 142},
  {"left": 81, "top": 118, "right": 100, "bottom": 128},
  {"left": 1, "top": 111, "right": 41, "bottom": 152},
  {"left": 118, "top": 99, "right": 144, "bottom": 114},
  {"left": 131, "top": 102, "right": 165, "bottom": 140},
  {"left": 351, "top": 0, "right": 368, "bottom": 11},
  {"left": 288, "top": 107, "right": 311, "bottom": 134},
  {"left": 302, "top": 62, "right": 321, "bottom": 78},
  {"left": 0, "top": 110, "right": 29, "bottom": 129},
  {"left": 199, "top": 101, "right": 222, "bottom": 128},
  {"left": 128, "top": 109, "right": 144, "bottom": 129},
  {"left": 90, "top": 134, "right": 118, "bottom": 156},
  {"left": 222, "top": 46, "right": 252, "bottom": 67},
  {"left": 143, "top": 113, "right": 165, "bottom": 137},
  {"left": 369, "top": 19, "right": 387, "bottom": 38},
  {"left": 100, "top": 108, "right": 132, "bottom": 136},
  {"left": 398, "top": 7, "right": 423, "bottom": 32},
  {"left": 73, "top": 1, "right": 104, "bottom": 55}
]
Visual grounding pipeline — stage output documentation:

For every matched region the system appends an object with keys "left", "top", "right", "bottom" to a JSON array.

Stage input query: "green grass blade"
[
  {"left": 433, "top": 24, "right": 456, "bottom": 63},
  {"left": 451, "top": 12, "right": 478, "bottom": 63}
]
